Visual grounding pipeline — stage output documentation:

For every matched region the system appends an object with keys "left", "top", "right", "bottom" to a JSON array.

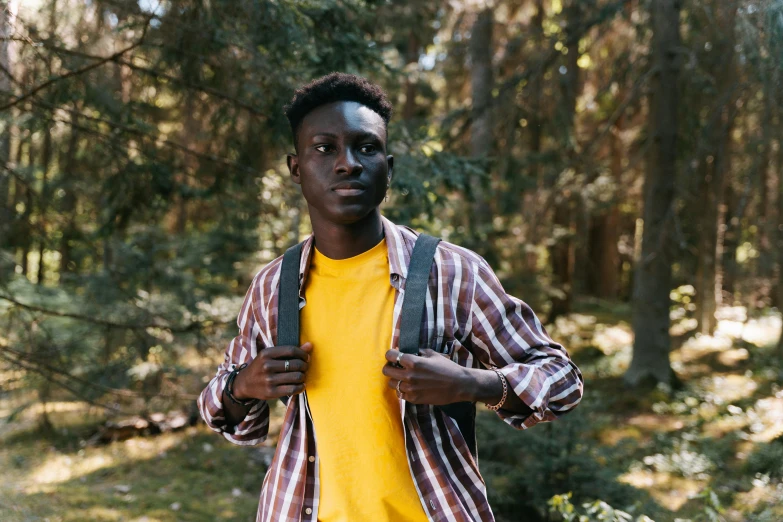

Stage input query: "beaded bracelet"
[{"left": 485, "top": 367, "right": 508, "bottom": 411}]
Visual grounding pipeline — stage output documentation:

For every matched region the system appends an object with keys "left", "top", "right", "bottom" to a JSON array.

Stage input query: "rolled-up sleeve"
[
  {"left": 197, "top": 274, "right": 270, "bottom": 446},
  {"left": 468, "top": 259, "right": 583, "bottom": 429}
]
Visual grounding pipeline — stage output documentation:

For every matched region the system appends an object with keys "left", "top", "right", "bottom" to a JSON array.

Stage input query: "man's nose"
[{"left": 335, "top": 148, "right": 363, "bottom": 175}]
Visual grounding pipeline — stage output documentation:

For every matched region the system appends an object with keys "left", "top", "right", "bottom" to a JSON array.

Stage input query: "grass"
[
  {"left": 0, "top": 402, "right": 285, "bottom": 521},
  {"left": 2, "top": 302, "right": 782, "bottom": 521}
]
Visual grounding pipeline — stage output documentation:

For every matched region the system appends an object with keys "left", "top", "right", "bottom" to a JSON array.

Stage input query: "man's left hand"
[{"left": 382, "top": 348, "right": 469, "bottom": 405}]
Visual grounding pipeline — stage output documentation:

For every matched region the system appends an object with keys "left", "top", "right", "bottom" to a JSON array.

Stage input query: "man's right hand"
[{"left": 232, "top": 343, "right": 313, "bottom": 401}]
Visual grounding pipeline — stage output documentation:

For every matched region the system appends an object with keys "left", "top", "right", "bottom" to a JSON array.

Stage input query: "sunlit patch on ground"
[
  {"left": 716, "top": 348, "right": 749, "bottom": 366},
  {"left": 746, "top": 392, "right": 783, "bottom": 443},
  {"left": 0, "top": 423, "right": 266, "bottom": 521},
  {"left": 563, "top": 304, "right": 783, "bottom": 520},
  {"left": 674, "top": 334, "right": 733, "bottom": 364},
  {"left": 702, "top": 411, "right": 747, "bottom": 439},
  {"left": 700, "top": 374, "right": 758, "bottom": 404},
  {"left": 730, "top": 477, "right": 783, "bottom": 521},
  {"left": 597, "top": 424, "right": 642, "bottom": 445},
  {"left": 591, "top": 324, "right": 633, "bottom": 355},
  {"left": 626, "top": 414, "right": 685, "bottom": 433},
  {"left": 551, "top": 313, "right": 599, "bottom": 347},
  {"left": 26, "top": 434, "right": 181, "bottom": 492},
  {"left": 738, "top": 314, "right": 782, "bottom": 347},
  {"left": 618, "top": 469, "right": 705, "bottom": 511}
]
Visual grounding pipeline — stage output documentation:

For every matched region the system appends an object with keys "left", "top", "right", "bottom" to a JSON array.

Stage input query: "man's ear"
[
  {"left": 386, "top": 154, "right": 394, "bottom": 184},
  {"left": 287, "top": 153, "right": 301, "bottom": 185}
]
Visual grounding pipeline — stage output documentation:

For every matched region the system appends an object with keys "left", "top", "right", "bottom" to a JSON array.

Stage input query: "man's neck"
[{"left": 309, "top": 209, "right": 384, "bottom": 260}]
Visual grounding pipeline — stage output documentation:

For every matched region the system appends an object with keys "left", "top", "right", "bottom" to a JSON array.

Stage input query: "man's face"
[{"left": 287, "top": 101, "right": 393, "bottom": 226}]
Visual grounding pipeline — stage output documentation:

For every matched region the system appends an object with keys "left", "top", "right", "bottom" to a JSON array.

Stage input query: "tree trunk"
[
  {"left": 36, "top": 124, "right": 52, "bottom": 285},
  {"left": 0, "top": 1, "right": 11, "bottom": 251},
  {"left": 548, "top": 201, "right": 574, "bottom": 322},
  {"left": 59, "top": 112, "right": 79, "bottom": 275},
  {"left": 34, "top": 0, "right": 58, "bottom": 286},
  {"left": 19, "top": 134, "right": 32, "bottom": 277},
  {"left": 694, "top": 2, "right": 738, "bottom": 335},
  {"left": 721, "top": 183, "right": 738, "bottom": 300},
  {"left": 523, "top": 0, "right": 545, "bottom": 273},
  {"left": 778, "top": 175, "right": 783, "bottom": 353},
  {"left": 468, "top": 7, "right": 494, "bottom": 240},
  {"left": 548, "top": 0, "right": 582, "bottom": 321},
  {"left": 403, "top": 31, "right": 419, "bottom": 121},
  {"left": 589, "top": 112, "right": 624, "bottom": 299},
  {"left": 777, "top": 95, "right": 783, "bottom": 354},
  {"left": 757, "top": 101, "right": 775, "bottom": 282},
  {"left": 625, "top": 0, "right": 680, "bottom": 387}
]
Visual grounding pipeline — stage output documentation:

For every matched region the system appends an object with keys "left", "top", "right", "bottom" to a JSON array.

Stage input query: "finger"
[
  {"left": 385, "top": 349, "right": 416, "bottom": 369},
  {"left": 271, "top": 371, "right": 306, "bottom": 385},
  {"left": 384, "top": 349, "right": 401, "bottom": 364},
  {"left": 264, "top": 345, "right": 311, "bottom": 361},
  {"left": 386, "top": 379, "right": 407, "bottom": 393},
  {"left": 261, "top": 358, "right": 308, "bottom": 374},
  {"left": 284, "top": 384, "right": 305, "bottom": 396},
  {"left": 299, "top": 342, "right": 313, "bottom": 363},
  {"left": 420, "top": 348, "right": 436, "bottom": 357},
  {"left": 382, "top": 363, "right": 407, "bottom": 380}
]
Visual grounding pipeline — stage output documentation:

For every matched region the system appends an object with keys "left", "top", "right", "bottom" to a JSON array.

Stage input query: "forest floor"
[{"left": 1, "top": 301, "right": 782, "bottom": 522}]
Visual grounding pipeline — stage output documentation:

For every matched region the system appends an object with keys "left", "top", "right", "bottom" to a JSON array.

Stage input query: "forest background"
[{"left": 1, "top": 0, "right": 783, "bottom": 521}]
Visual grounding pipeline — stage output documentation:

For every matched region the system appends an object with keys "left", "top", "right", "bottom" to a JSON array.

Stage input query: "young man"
[{"left": 198, "top": 73, "right": 583, "bottom": 522}]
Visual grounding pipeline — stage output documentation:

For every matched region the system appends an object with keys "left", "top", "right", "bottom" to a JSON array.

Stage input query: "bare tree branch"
[
  {"left": 2, "top": 91, "right": 260, "bottom": 174},
  {"left": 0, "top": 18, "right": 152, "bottom": 112},
  {"left": 4, "top": 36, "right": 267, "bottom": 117},
  {"left": 0, "top": 292, "right": 233, "bottom": 333},
  {"left": 0, "top": 343, "right": 199, "bottom": 402}
]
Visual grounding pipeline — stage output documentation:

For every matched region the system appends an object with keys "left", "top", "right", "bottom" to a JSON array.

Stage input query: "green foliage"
[
  {"left": 477, "top": 406, "right": 647, "bottom": 521},
  {"left": 547, "top": 492, "right": 652, "bottom": 522},
  {"left": 746, "top": 435, "right": 783, "bottom": 480}
]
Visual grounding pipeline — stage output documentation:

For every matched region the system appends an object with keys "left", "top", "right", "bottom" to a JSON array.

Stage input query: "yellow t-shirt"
[{"left": 301, "top": 238, "right": 428, "bottom": 522}]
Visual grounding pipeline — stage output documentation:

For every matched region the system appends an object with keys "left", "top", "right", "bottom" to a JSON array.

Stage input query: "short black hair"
[{"left": 284, "top": 72, "right": 393, "bottom": 150}]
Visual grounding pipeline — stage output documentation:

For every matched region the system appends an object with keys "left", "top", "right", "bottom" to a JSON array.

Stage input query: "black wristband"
[{"left": 226, "top": 363, "right": 259, "bottom": 407}]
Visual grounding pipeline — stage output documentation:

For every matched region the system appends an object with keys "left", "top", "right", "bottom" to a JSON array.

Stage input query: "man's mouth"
[
  {"left": 334, "top": 188, "right": 365, "bottom": 196},
  {"left": 332, "top": 181, "right": 366, "bottom": 196}
]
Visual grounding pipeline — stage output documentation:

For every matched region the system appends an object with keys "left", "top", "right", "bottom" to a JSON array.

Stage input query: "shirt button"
[
  {"left": 308, "top": 456, "right": 315, "bottom": 463},
  {"left": 305, "top": 508, "right": 312, "bottom": 515}
]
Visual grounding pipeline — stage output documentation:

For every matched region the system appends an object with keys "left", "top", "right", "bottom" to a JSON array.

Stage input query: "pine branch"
[
  {"left": 0, "top": 18, "right": 152, "bottom": 112},
  {"left": 0, "top": 292, "right": 233, "bottom": 333},
  {"left": 0, "top": 343, "right": 199, "bottom": 402},
  {"left": 3, "top": 92, "right": 261, "bottom": 174},
  {"left": 496, "top": 0, "right": 634, "bottom": 102},
  {"left": 4, "top": 36, "right": 266, "bottom": 117}
]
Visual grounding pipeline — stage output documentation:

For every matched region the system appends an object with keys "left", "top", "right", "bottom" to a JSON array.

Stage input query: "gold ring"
[{"left": 396, "top": 380, "right": 402, "bottom": 398}]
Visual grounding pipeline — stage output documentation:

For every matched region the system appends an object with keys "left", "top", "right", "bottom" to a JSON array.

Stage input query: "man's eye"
[
  {"left": 360, "top": 145, "right": 376, "bottom": 154},
  {"left": 315, "top": 145, "right": 334, "bottom": 153}
]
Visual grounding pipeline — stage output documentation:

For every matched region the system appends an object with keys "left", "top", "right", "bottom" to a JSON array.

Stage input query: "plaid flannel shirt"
[{"left": 198, "top": 216, "right": 584, "bottom": 522}]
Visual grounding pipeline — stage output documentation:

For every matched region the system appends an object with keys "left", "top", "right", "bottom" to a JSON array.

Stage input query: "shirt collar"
[{"left": 295, "top": 215, "right": 410, "bottom": 298}]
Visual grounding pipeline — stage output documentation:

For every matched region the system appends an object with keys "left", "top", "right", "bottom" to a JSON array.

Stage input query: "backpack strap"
[
  {"left": 277, "top": 241, "right": 304, "bottom": 406},
  {"left": 398, "top": 234, "right": 441, "bottom": 354},
  {"left": 399, "top": 234, "right": 478, "bottom": 459}
]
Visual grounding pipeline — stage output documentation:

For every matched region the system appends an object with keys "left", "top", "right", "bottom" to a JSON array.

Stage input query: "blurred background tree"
[{"left": 2, "top": 0, "right": 783, "bottom": 521}]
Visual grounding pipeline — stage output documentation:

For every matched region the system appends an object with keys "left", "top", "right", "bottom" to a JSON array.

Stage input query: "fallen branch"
[{"left": 87, "top": 410, "right": 198, "bottom": 445}]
